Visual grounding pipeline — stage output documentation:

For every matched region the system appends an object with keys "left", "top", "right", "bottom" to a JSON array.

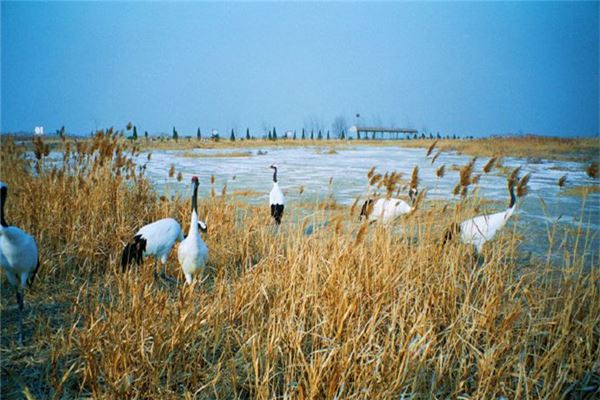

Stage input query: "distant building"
[
  {"left": 34, "top": 126, "right": 44, "bottom": 135},
  {"left": 349, "top": 125, "right": 417, "bottom": 139}
]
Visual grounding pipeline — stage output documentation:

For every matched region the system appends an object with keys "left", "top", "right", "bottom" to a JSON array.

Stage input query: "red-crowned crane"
[
  {"left": 269, "top": 164, "right": 285, "bottom": 224},
  {"left": 444, "top": 181, "right": 518, "bottom": 254},
  {"left": 177, "top": 176, "right": 209, "bottom": 284},
  {"left": 360, "top": 188, "right": 418, "bottom": 224},
  {"left": 0, "top": 182, "right": 40, "bottom": 344}
]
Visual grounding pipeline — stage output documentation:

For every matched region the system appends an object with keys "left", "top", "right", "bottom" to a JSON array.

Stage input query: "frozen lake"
[{"left": 132, "top": 145, "right": 599, "bottom": 262}]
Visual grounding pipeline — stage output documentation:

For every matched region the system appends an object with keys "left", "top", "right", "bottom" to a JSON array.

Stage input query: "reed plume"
[
  {"left": 459, "top": 157, "right": 477, "bottom": 187},
  {"left": 436, "top": 165, "right": 445, "bottom": 179},
  {"left": 367, "top": 166, "right": 376, "bottom": 179},
  {"left": 369, "top": 173, "right": 382, "bottom": 186},
  {"left": 586, "top": 162, "right": 598, "bottom": 179},
  {"left": 517, "top": 173, "right": 531, "bottom": 197},
  {"left": 483, "top": 157, "right": 497, "bottom": 173},
  {"left": 426, "top": 140, "right": 438, "bottom": 157},
  {"left": 410, "top": 166, "right": 419, "bottom": 190},
  {"left": 452, "top": 183, "right": 461, "bottom": 196},
  {"left": 508, "top": 166, "right": 521, "bottom": 188},
  {"left": 431, "top": 150, "right": 442, "bottom": 165},
  {"left": 383, "top": 171, "right": 402, "bottom": 197}
]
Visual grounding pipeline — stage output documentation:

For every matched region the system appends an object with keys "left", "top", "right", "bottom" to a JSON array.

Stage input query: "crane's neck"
[
  {"left": 503, "top": 183, "right": 517, "bottom": 220},
  {"left": 189, "top": 183, "right": 199, "bottom": 236},
  {"left": 508, "top": 183, "right": 516, "bottom": 208},
  {"left": 0, "top": 186, "right": 8, "bottom": 228},
  {"left": 189, "top": 210, "right": 199, "bottom": 237},
  {"left": 272, "top": 168, "right": 278, "bottom": 183},
  {"left": 501, "top": 184, "right": 517, "bottom": 223},
  {"left": 504, "top": 204, "right": 516, "bottom": 222}
]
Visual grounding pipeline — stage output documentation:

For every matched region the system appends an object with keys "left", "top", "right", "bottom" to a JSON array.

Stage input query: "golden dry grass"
[
  {"left": 399, "top": 136, "right": 600, "bottom": 162},
  {"left": 1, "top": 133, "right": 599, "bottom": 398}
]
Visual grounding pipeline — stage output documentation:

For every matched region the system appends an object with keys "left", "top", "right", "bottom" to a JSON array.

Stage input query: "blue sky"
[{"left": 1, "top": 1, "right": 598, "bottom": 137}]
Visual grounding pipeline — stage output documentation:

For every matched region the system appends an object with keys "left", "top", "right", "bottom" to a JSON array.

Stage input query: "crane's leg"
[
  {"left": 160, "top": 267, "right": 179, "bottom": 284},
  {"left": 15, "top": 287, "right": 24, "bottom": 345},
  {"left": 154, "top": 258, "right": 158, "bottom": 281},
  {"left": 159, "top": 255, "right": 179, "bottom": 284}
]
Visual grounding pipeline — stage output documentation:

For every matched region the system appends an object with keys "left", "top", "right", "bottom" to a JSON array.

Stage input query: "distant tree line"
[{"left": 118, "top": 118, "right": 475, "bottom": 142}]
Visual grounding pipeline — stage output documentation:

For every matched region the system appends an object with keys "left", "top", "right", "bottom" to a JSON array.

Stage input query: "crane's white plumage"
[
  {"left": 269, "top": 182, "right": 285, "bottom": 206},
  {"left": 0, "top": 182, "right": 40, "bottom": 343},
  {"left": 360, "top": 189, "right": 417, "bottom": 224},
  {"left": 269, "top": 164, "right": 285, "bottom": 224},
  {"left": 122, "top": 218, "right": 183, "bottom": 271},
  {"left": 459, "top": 208, "right": 515, "bottom": 254},
  {"left": 178, "top": 176, "right": 209, "bottom": 284},
  {"left": 0, "top": 228, "right": 38, "bottom": 285},
  {"left": 446, "top": 183, "right": 517, "bottom": 254}
]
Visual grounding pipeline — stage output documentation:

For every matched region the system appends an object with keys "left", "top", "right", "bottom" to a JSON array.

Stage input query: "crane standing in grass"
[
  {"left": 360, "top": 188, "right": 419, "bottom": 224},
  {"left": 178, "top": 176, "right": 209, "bottom": 284},
  {"left": 0, "top": 182, "right": 40, "bottom": 344},
  {"left": 444, "top": 173, "right": 530, "bottom": 254},
  {"left": 121, "top": 218, "right": 207, "bottom": 280},
  {"left": 269, "top": 164, "right": 285, "bottom": 225},
  {"left": 360, "top": 167, "right": 421, "bottom": 224}
]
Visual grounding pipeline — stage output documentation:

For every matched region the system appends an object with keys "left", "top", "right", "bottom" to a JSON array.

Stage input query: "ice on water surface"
[{"left": 131, "top": 145, "right": 599, "bottom": 260}]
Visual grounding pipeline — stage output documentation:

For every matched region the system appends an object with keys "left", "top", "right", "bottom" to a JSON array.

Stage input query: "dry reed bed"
[
  {"left": 400, "top": 135, "right": 600, "bottom": 162},
  {"left": 12, "top": 134, "right": 599, "bottom": 163},
  {"left": 1, "top": 133, "right": 598, "bottom": 399}
]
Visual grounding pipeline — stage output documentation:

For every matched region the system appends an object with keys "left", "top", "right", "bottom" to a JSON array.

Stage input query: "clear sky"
[{"left": 1, "top": 1, "right": 598, "bottom": 137}]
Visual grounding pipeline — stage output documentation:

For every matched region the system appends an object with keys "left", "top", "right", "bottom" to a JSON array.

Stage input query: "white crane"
[
  {"left": 0, "top": 182, "right": 40, "bottom": 344},
  {"left": 121, "top": 218, "right": 207, "bottom": 279},
  {"left": 177, "top": 176, "right": 209, "bottom": 284},
  {"left": 360, "top": 188, "right": 418, "bottom": 224},
  {"left": 269, "top": 164, "right": 285, "bottom": 225},
  {"left": 444, "top": 182, "right": 517, "bottom": 254}
]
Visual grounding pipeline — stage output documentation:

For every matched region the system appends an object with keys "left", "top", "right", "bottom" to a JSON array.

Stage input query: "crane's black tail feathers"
[
  {"left": 442, "top": 222, "right": 461, "bottom": 248},
  {"left": 360, "top": 199, "right": 374, "bottom": 221},
  {"left": 27, "top": 257, "right": 40, "bottom": 287},
  {"left": 271, "top": 204, "right": 284, "bottom": 225},
  {"left": 121, "top": 235, "right": 147, "bottom": 272}
]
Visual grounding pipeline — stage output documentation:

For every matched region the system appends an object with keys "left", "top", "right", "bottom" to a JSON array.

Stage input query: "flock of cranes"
[{"left": 1, "top": 160, "right": 524, "bottom": 343}]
